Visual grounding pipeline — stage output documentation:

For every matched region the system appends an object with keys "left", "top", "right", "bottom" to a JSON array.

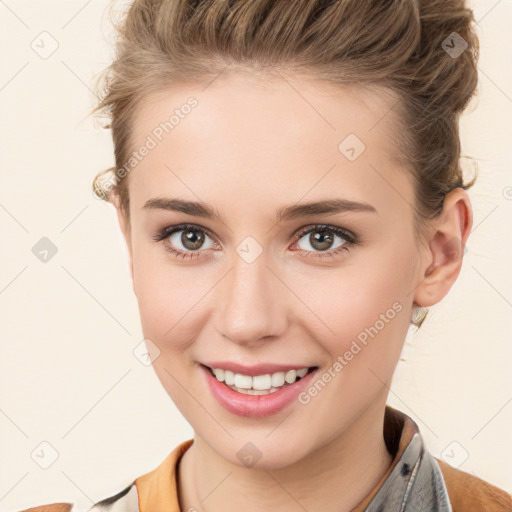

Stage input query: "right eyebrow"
[{"left": 143, "top": 197, "right": 222, "bottom": 220}]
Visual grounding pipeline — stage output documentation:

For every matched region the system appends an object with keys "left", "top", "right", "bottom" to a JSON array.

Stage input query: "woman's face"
[{"left": 119, "top": 72, "right": 428, "bottom": 468}]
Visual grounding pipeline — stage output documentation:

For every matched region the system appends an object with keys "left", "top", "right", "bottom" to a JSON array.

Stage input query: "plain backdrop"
[{"left": 1, "top": 1, "right": 511, "bottom": 510}]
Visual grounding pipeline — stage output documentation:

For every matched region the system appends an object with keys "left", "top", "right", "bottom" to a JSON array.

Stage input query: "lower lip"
[{"left": 201, "top": 364, "right": 318, "bottom": 418}]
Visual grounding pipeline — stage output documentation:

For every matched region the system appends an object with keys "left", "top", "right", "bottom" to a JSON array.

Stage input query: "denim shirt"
[{"left": 364, "top": 432, "right": 452, "bottom": 511}]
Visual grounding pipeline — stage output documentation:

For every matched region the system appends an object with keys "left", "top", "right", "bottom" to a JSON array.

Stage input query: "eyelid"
[
  {"left": 152, "top": 223, "right": 218, "bottom": 244},
  {"left": 293, "top": 224, "right": 357, "bottom": 244}
]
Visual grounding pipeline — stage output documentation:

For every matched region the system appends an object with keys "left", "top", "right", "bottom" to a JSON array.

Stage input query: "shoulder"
[
  {"left": 435, "top": 457, "right": 512, "bottom": 512},
  {"left": 16, "top": 482, "right": 138, "bottom": 512}
]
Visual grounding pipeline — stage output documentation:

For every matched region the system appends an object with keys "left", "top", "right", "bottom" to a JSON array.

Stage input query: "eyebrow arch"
[{"left": 143, "top": 197, "right": 377, "bottom": 222}]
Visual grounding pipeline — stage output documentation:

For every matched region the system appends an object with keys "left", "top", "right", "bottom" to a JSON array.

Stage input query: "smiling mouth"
[{"left": 203, "top": 364, "right": 318, "bottom": 395}]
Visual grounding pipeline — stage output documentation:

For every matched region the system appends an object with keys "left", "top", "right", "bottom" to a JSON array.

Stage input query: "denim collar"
[{"left": 360, "top": 406, "right": 452, "bottom": 512}]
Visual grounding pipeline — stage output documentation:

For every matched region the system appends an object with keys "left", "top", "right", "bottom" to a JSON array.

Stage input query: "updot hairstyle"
[{"left": 90, "top": 0, "right": 480, "bottom": 329}]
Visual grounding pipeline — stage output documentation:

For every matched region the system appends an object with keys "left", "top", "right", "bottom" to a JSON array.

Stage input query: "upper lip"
[{"left": 201, "top": 361, "right": 316, "bottom": 376}]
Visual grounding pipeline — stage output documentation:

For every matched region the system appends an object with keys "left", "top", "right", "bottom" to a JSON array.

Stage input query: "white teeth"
[
  {"left": 234, "top": 374, "right": 252, "bottom": 389},
  {"left": 285, "top": 370, "right": 297, "bottom": 383},
  {"left": 271, "top": 372, "right": 285, "bottom": 387},
  {"left": 209, "top": 366, "right": 311, "bottom": 391},
  {"left": 213, "top": 368, "right": 224, "bottom": 381},
  {"left": 253, "top": 374, "right": 272, "bottom": 390},
  {"left": 228, "top": 386, "right": 279, "bottom": 395},
  {"left": 224, "top": 370, "right": 235, "bottom": 385}
]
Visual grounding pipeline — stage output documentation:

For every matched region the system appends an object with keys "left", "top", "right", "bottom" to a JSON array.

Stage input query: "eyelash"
[{"left": 151, "top": 223, "right": 357, "bottom": 261}]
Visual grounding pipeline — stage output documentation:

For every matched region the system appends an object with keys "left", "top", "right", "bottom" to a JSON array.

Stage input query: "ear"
[
  {"left": 113, "top": 195, "right": 134, "bottom": 284},
  {"left": 413, "top": 187, "right": 473, "bottom": 308}
]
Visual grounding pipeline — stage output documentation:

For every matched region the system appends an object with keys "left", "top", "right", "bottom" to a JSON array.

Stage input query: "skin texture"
[{"left": 114, "top": 71, "right": 472, "bottom": 512}]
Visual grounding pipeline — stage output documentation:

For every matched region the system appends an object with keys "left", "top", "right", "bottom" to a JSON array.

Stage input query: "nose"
[{"left": 214, "top": 251, "right": 288, "bottom": 346}]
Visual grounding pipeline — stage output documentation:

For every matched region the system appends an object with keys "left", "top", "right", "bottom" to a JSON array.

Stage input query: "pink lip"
[
  {"left": 201, "top": 364, "right": 318, "bottom": 418},
  {"left": 201, "top": 361, "right": 315, "bottom": 376}
]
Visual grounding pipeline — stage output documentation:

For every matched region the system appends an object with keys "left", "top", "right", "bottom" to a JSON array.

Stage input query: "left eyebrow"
[
  {"left": 142, "top": 197, "right": 378, "bottom": 222},
  {"left": 275, "top": 198, "right": 377, "bottom": 222}
]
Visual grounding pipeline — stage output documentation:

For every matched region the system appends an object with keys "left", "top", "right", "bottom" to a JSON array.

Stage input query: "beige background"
[{"left": 1, "top": 1, "right": 511, "bottom": 510}]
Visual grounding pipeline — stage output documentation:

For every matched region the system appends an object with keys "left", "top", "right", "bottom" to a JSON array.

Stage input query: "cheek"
[
  {"left": 131, "top": 248, "right": 213, "bottom": 358},
  {"left": 132, "top": 243, "right": 188, "bottom": 320},
  {"left": 301, "top": 246, "right": 415, "bottom": 370}
]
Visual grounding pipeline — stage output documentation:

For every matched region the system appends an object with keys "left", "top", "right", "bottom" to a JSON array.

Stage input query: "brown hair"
[{"left": 90, "top": 0, "right": 479, "bottom": 328}]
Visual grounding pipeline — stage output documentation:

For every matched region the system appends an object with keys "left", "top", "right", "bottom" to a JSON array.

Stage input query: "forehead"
[{"left": 125, "top": 72, "right": 413, "bottom": 220}]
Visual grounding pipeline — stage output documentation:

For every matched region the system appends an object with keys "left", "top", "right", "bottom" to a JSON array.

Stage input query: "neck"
[{"left": 178, "top": 397, "right": 394, "bottom": 512}]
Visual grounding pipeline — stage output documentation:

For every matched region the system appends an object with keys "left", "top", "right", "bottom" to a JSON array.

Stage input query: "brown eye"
[
  {"left": 179, "top": 229, "right": 205, "bottom": 250},
  {"left": 152, "top": 223, "right": 219, "bottom": 261},
  {"left": 168, "top": 228, "right": 215, "bottom": 252},
  {"left": 296, "top": 226, "right": 350, "bottom": 253},
  {"left": 305, "top": 230, "right": 335, "bottom": 251}
]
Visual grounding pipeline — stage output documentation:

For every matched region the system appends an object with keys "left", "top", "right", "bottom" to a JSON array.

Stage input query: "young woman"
[{"left": 21, "top": 0, "right": 512, "bottom": 511}]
